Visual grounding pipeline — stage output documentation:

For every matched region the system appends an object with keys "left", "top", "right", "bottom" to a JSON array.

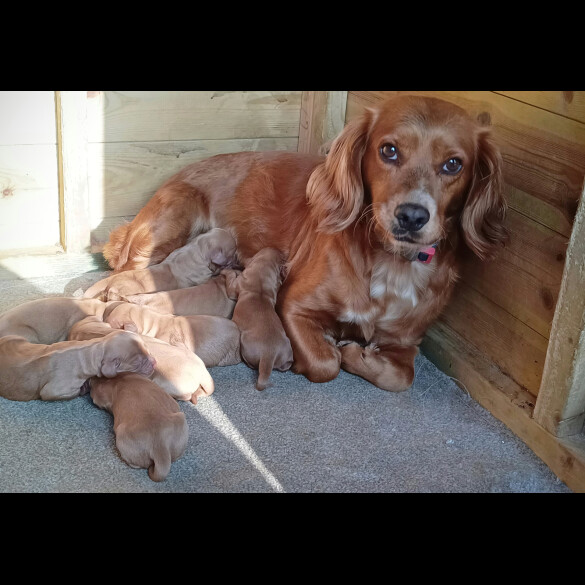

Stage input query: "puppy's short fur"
[
  {"left": 0, "top": 297, "right": 155, "bottom": 401},
  {"left": 104, "top": 302, "right": 241, "bottom": 367},
  {"left": 228, "top": 248, "right": 293, "bottom": 390},
  {"left": 69, "top": 315, "right": 214, "bottom": 404},
  {"left": 124, "top": 270, "right": 240, "bottom": 318},
  {"left": 90, "top": 373, "right": 189, "bottom": 482},
  {"left": 83, "top": 228, "right": 238, "bottom": 301}
]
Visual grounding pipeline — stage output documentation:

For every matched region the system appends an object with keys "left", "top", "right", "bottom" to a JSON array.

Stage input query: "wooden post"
[
  {"left": 534, "top": 183, "right": 585, "bottom": 437},
  {"left": 56, "top": 91, "right": 91, "bottom": 253},
  {"left": 298, "top": 91, "right": 347, "bottom": 154}
]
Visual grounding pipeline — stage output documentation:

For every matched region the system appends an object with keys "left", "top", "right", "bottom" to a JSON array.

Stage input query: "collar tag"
[{"left": 417, "top": 244, "right": 437, "bottom": 264}]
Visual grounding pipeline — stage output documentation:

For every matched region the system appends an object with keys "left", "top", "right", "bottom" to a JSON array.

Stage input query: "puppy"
[
  {"left": 104, "top": 302, "right": 241, "bottom": 367},
  {"left": 0, "top": 330, "right": 155, "bottom": 401},
  {"left": 0, "top": 297, "right": 155, "bottom": 401},
  {"left": 90, "top": 373, "right": 189, "bottom": 482},
  {"left": 69, "top": 315, "right": 214, "bottom": 404},
  {"left": 124, "top": 270, "right": 240, "bottom": 318},
  {"left": 83, "top": 228, "right": 238, "bottom": 301},
  {"left": 228, "top": 248, "right": 293, "bottom": 390}
]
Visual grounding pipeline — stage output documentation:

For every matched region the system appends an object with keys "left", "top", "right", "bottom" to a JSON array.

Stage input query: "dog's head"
[{"left": 306, "top": 95, "right": 508, "bottom": 260}]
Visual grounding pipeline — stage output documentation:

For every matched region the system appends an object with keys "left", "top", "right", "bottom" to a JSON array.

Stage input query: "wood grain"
[
  {"left": 0, "top": 145, "right": 60, "bottom": 251},
  {"left": 0, "top": 91, "right": 61, "bottom": 253},
  {"left": 86, "top": 91, "right": 303, "bottom": 143}
]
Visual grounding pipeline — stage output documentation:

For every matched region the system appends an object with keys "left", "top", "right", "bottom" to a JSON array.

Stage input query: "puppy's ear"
[
  {"left": 461, "top": 129, "right": 509, "bottom": 260},
  {"left": 306, "top": 110, "right": 372, "bottom": 233},
  {"left": 100, "top": 356, "right": 120, "bottom": 378}
]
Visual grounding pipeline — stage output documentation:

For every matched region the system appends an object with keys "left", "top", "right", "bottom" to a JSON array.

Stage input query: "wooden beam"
[
  {"left": 56, "top": 91, "right": 91, "bottom": 253},
  {"left": 534, "top": 184, "right": 585, "bottom": 437},
  {"left": 298, "top": 91, "right": 347, "bottom": 154}
]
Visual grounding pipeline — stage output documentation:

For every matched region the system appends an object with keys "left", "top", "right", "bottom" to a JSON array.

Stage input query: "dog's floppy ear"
[
  {"left": 461, "top": 128, "right": 509, "bottom": 260},
  {"left": 306, "top": 110, "right": 372, "bottom": 233}
]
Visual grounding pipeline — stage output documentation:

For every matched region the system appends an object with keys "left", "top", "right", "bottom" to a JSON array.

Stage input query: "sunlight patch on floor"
[{"left": 195, "top": 396, "right": 285, "bottom": 493}]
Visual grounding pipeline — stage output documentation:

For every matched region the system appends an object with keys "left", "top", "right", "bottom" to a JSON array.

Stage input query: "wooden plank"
[
  {"left": 0, "top": 144, "right": 60, "bottom": 251},
  {"left": 87, "top": 137, "right": 298, "bottom": 248},
  {"left": 0, "top": 91, "right": 57, "bottom": 146},
  {"left": 494, "top": 91, "right": 585, "bottom": 124},
  {"left": 57, "top": 91, "right": 91, "bottom": 254},
  {"left": 438, "top": 280, "right": 548, "bottom": 396},
  {"left": 421, "top": 322, "right": 585, "bottom": 493},
  {"left": 298, "top": 91, "right": 347, "bottom": 154},
  {"left": 346, "top": 90, "right": 585, "bottom": 238},
  {"left": 86, "top": 91, "right": 302, "bottom": 143},
  {"left": 457, "top": 207, "right": 567, "bottom": 340},
  {"left": 534, "top": 185, "right": 585, "bottom": 437}
]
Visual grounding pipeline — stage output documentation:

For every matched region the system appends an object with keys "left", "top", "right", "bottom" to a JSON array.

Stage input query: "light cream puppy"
[
  {"left": 90, "top": 373, "right": 189, "bottom": 482},
  {"left": 105, "top": 302, "right": 241, "bottom": 368},
  {"left": 229, "top": 248, "right": 293, "bottom": 390},
  {"left": 83, "top": 228, "right": 238, "bottom": 301},
  {"left": 0, "top": 297, "right": 155, "bottom": 401},
  {"left": 125, "top": 269, "right": 241, "bottom": 318},
  {"left": 69, "top": 315, "right": 214, "bottom": 404}
]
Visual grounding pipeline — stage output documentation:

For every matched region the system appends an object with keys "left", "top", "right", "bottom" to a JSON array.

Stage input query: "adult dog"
[{"left": 103, "top": 95, "right": 507, "bottom": 391}]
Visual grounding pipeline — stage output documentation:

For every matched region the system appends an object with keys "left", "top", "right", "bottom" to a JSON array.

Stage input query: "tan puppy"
[
  {"left": 0, "top": 331, "right": 155, "bottom": 401},
  {"left": 83, "top": 228, "right": 238, "bottom": 301},
  {"left": 124, "top": 270, "right": 241, "bottom": 318},
  {"left": 104, "top": 302, "right": 241, "bottom": 367},
  {"left": 90, "top": 373, "right": 189, "bottom": 482},
  {"left": 69, "top": 315, "right": 214, "bottom": 404},
  {"left": 229, "top": 248, "right": 293, "bottom": 390},
  {"left": 0, "top": 297, "right": 107, "bottom": 342},
  {"left": 0, "top": 297, "right": 155, "bottom": 401}
]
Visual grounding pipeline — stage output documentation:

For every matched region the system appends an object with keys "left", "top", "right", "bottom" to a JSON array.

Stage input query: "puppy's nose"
[{"left": 394, "top": 203, "right": 430, "bottom": 232}]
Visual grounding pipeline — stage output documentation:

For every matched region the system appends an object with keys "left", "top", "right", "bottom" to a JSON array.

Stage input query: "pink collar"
[{"left": 417, "top": 244, "right": 437, "bottom": 264}]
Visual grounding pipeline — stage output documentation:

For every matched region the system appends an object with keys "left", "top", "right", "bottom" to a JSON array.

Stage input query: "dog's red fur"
[{"left": 103, "top": 95, "right": 508, "bottom": 391}]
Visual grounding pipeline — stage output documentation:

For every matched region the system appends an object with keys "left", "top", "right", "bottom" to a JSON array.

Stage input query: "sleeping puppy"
[
  {"left": 90, "top": 373, "right": 189, "bottom": 482},
  {"left": 69, "top": 315, "right": 214, "bottom": 404},
  {"left": 124, "top": 270, "right": 241, "bottom": 318},
  {"left": 104, "top": 302, "right": 241, "bottom": 368},
  {"left": 0, "top": 297, "right": 155, "bottom": 401},
  {"left": 228, "top": 248, "right": 293, "bottom": 390},
  {"left": 83, "top": 228, "right": 238, "bottom": 301}
]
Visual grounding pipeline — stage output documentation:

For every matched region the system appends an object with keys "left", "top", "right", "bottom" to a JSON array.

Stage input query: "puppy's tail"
[
  {"left": 256, "top": 354, "right": 276, "bottom": 391},
  {"left": 148, "top": 450, "right": 171, "bottom": 482}
]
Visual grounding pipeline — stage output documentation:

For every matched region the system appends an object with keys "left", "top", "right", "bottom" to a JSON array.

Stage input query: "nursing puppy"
[
  {"left": 228, "top": 248, "right": 293, "bottom": 390},
  {"left": 83, "top": 228, "right": 238, "bottom": 301},
  {"left": 90, "top": 373, "right": 189, "bottom": 482},
  {"left": 124, "top": 269, "right": 240, "bottom": 318},
  {"left": 0, "top": 297, "right": 155, "bottom": 401},
  {"left": 70, "top": 315, "right": 214, "bottom": 404},
  {"left": 104, "top": 302, "right": 241, "bottom": 367}
]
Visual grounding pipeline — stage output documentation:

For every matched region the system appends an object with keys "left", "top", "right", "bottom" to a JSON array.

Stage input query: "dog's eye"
[
  {"left": 380, "top": 143, "right": 398, "bottom": 162},
  {"left": 441, "top": 158, "right": 463, "bottom": 175}
]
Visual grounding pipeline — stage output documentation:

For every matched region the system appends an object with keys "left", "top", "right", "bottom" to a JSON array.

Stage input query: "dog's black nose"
[{"left": 394, "top": 203, "right": 430, "bottom": 232}]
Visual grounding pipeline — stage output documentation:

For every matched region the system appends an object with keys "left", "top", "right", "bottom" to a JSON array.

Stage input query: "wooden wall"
[
  {"left": 346, "top": 91, "right": 585, "bottom": 401},
  {"left": 0, "top": 92, "right": 61, "bottom": 254},
  {"left": 85, "top": 91, "right": 303, "bottom": 251}
]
